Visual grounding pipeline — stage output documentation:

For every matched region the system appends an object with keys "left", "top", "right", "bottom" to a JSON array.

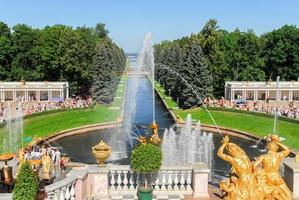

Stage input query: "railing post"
[
  {"left": 75, "top": 170, "right": 88, "bottom": 200},
  {"left": 87, "top": 165, "right": 110, "bottom": 199},
  {"left": 284, "top": 160, "right": 299, "bottom": 199},
  {"left": 192, "top": 162, "right": 210, "bottom": 198}
]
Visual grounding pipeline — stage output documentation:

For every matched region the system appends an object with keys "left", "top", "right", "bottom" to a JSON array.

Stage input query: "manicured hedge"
[{"left": 203, "top": 106, "right": 299, "bottom": 125}]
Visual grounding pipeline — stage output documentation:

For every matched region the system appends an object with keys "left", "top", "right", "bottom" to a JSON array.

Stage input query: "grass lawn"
[
  {"left": 155, "top": 82, "right": 179, "bottom": 109},
  {"left": 0, "top": 75, "right": 128, "bottom": 147},
  {"left": 175, "top": 108, "right": 299, "bottom": 150},
  {"left": 23, "top": 104, "right": 120, "bottom": 138},
  {"left": 155, "top": 83, "right": 299, "bottom": 150}
]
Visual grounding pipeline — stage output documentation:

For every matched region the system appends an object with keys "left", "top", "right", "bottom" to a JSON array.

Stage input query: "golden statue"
[
  {"left": 92, "top": 140, "right": 112, "bottom": 166},
  {"left": 296, "top": 152, "right": 299, "bottom": 162},
  {"left": 253, "top": 135, "right": 292, "bottom": 200},
  {"left": 217, "top": 135, "right": 259, "bottom": 200},
  {"left": 28, "top": 137, "right": 43, "bottom": 147},
  {"left": 138, "top": 136, "right": 147, "bottom": 145},
  {"left": 18, "top": 148, "right": 24, "bottom": 163},
  {"left": 150, "top": 121, "right": 161, "bottom": 145},
  {"left": 42, "top": 154, "right": 52, "bottom": 180},
  {"left": 218, "top": 135, "right": 293, "bottom": 200}
]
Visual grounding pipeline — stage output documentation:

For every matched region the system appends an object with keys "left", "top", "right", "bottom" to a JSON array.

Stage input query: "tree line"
[
  {"left": 154, "top": 19, "right": 299, "bottom": 109},
  {"left": 0, "top": 21, "right": 126, "bottom": 103}
]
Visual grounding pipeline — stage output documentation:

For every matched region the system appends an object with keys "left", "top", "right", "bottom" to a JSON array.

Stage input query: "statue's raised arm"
[
  {"left": 217, "top": 135, "right": 233, "bottom": 163},
  {"left": 271, "top": 135, "right": 290, "bottom": 158}
]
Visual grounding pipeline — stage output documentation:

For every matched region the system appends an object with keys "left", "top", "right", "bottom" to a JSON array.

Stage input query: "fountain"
[
  {"left": 161, "top": 114, "right": 214, "bottom": 171},
  {"left": 0, "top": 102, "right": 24, "bottom": 183},
  {"left": 1, "top": 102, "right": 24, "bottom": 153}
]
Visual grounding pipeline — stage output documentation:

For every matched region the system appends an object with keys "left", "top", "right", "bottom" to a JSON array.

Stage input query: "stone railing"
[
  {"left": 42, "top": 163, "right": 209, "bottom": 199},
  {"left": 108, "top": 165, "right": 194, "bottom": 196},
  {"left": 45, "top": 168, "right": 87, "bottom": 200},
  {"left": 0, "top": 163, "right": 210, "bottom": 200},
  {"left": 90, "top": 163, "right": 210, "bottom": 199}
]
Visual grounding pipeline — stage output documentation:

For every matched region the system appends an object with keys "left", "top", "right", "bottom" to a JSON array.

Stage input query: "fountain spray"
[
  {"left": 273, "top": 76, "right": 280, "bottom": 134},
  {"left": 156, "top": 63, "right": 222, "bottom": 136},
  {"left": 138, "top": 33, "right": 156, "bottom": 124}
]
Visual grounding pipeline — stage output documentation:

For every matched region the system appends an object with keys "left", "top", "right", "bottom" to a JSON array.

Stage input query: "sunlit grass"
[{"left": 155, "top": 84, "right": 299, "bottom": 150}]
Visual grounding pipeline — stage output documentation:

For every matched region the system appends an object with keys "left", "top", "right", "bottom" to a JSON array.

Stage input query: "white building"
[
  {"left": 225, "top": 81, "right": 299, "bottom": 101},
  {"left": 0, "top": 81, "right": 69, "bottom": 102}
]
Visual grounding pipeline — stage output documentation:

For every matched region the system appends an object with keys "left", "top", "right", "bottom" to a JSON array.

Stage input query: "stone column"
[
  {"left": 276, "top": 90, "right": 281, "bottom": 101},
  {"left": 25, "top": 90, "right": 29, "bottom": 102},
  {"left": 0, "top": 90, "right": 2, "bottom": 102},
  {"left": 66, "top": 86, "right": 69, "bottom": 99},
  {"left": 266, "top": 90, "right": 269, "bottom": 100},
  {"left": 192, "top": 162, "right": 210, "bottom": 198},
  {"left": 284, "top": 160, "right": 299, "bottom": 199},
  {"left": 1, "top": 91, "right": 4, "bottom": 102},
  {"left": 242, "top": 90, "right": 246, "bottom": 99},
  {"left": 230, "top": 90, "right": 235, "bottom": 101},
  {"left": 13, "top": 90, "right": 16, "bottom": 101},
  {"left": 48, "top": 90, "right": 52, "bottom": 101},
  {"left": 289, "top": 90, "right": 293, "bottom": 102},
  {"left": 87, "top": 165, "right": 110, "bottom": 199},
  {"left": 254, "top": 90, "right": 258, "bottom": 101},
  {"left": 60, "top": 90, "right": 63, "bottom": 99},
  {"left": 36, "top": 90, "right": 40, "bottom": 101}
]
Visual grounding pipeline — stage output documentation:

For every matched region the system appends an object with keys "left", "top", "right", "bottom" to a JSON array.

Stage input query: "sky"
[{"left": 0, "top": 0, "right": 299, "bottom": 53}]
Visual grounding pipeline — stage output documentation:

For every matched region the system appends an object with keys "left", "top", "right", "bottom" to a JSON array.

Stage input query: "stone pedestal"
[
  {"left": 284, "top": 160, "right": 299, "bottom": 198},
  {"left": 192, "top": 163, "right": 210, "bottom": 198},
  {"left": 87, "top": 165, "right": 110, "bottom": 199}
]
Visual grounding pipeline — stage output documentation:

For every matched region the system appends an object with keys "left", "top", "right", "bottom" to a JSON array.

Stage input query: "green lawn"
[
  {"left": 23, "top": 104, "right": 120, "bottom": 138},
  {"left": 0, "top": 75, "right": 128, "bottom": 149},
  {"left": 175, "top": 108, "right": 299, "bottom": 150},
  {"left": 155, "top": 83, "right": 299, "bottom": 150},
  {"left": 155, "top": 82, "right": 179, "bottom": 109}
]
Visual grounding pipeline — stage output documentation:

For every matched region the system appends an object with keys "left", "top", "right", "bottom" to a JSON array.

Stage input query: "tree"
[
  {"left": 198, "top": 19, "right": 226, "bottom": 97},
  {"left": 262, "top": 25, "right": 299, "bottom": 81},
  {"left": 0, "top": 21, "right": 12, "bottom": 80},
  {"left": 92, "top": 39, "right": 125, "bottom": 104},
  {"left": 131, "top": 143, "right": 162, "bottom": 189},
  {"left": 178, "top": 38, "right": 212, "bottom": 108},
  {"left": 13, "top": 161, "right": 38, "bottom": 200},
  {"left": 11, "top": 24, "right": 41, "bottom": 81},
  {"left": 95, "top": 23, "right": 109, "bottom": 39}
]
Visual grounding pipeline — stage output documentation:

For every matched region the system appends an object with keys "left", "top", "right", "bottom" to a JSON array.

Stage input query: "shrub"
[
  {"left": 131, "top": 143, "right": 162, "bottom": 188},
  {"left": 13, "top": 161, "right": 38, "bottom": 200}
]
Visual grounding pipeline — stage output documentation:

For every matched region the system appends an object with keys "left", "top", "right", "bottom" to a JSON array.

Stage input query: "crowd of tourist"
[
  {"left": 205, "top": 97, "right": 299, "bottom": 119},
  {"left": 0, "top": 96, "right": 93, "bottom": 122},
  {"left": 22, "top": 145, "right": 66, "bottom": 172}
]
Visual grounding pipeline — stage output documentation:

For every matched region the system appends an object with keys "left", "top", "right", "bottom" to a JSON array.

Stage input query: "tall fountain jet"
[
  {"left": 161, "top": 114, "right": 214, "bottom": 174},
  {"left": 138, "top": 33, "right": 155, "bottom": 123},
  {"left": 1, "top": 102, "right": 23, "bottom": 154}
]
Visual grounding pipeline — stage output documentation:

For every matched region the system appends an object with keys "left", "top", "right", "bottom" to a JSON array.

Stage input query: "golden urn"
[
  {"left": 0, "top": 153, "right": 14, "bottom": 182},
  {"left": 92, "top": 140, "right": 112, "bottom": 166}
]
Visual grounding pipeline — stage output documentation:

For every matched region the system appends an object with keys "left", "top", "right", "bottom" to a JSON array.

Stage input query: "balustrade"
[
  {"left": 41, "top": 163, "right": 208, "bottom": 199},
  {"left": 108, "top": 165, "right": 193, "bottom": 195}
]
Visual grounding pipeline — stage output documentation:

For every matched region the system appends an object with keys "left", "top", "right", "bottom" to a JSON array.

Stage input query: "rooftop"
[{"left": 0, "top": 81, "right": 68, "bottom": 89}]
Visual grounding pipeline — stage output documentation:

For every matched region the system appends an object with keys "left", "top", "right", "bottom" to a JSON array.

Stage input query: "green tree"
[
  {"left": 95, "top": 23, "right": 109, "bottom": 39},
  {"left": 262, "top": 25, "right": 299, "bottom": 81},
  {"left": 198, "top": 19, "right": 226, "bottom": 97},
  {"left": 0, "top": 21, "right": 12, "bottom": 80},
  {"left": 220, "top": 30, "right": 265, "bottom": 81},
  {"left": 11, "top": 24, "right": 41, "bottom": 80},
  {"left": 178, "top": 38, "right": 212, "bottom": 108},
  {"left": 131, "top": 143, "right": 162, "bottom": 188},
  {"left": 13, "top": 161, "right": 38, "bottom": 200}
]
